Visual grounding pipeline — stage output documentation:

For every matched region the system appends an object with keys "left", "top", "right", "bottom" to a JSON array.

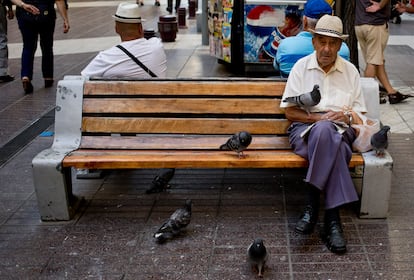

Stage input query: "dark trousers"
[
  {"left": 288, "top": 120, "right": 359, "bottom": 209},
  {"left": 167, "top": 0, "right": 181, "bottom": 10},
  {"left": 17, "top": 16, "right": 56, "bottom": 80}
]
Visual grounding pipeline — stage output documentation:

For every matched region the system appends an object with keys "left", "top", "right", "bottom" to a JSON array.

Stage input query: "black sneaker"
[{"left": 0, "top": 75, "right": 14, "bottom": 83}]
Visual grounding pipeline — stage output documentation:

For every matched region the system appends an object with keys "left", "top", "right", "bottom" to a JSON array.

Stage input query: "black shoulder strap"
[{"left": 116, "top": 44, "right": 158, "bottom": 78}]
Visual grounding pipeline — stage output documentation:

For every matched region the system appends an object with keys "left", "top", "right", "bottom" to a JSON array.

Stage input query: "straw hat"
[
  {"left": 112, "top": 2, "right": 144, "bottom": 23},
  {"left": 309, "top": 15, "right": 348, "bottom": 40}
]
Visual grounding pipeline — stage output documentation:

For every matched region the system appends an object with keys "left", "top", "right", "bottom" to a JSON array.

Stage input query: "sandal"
[{"left": 388, "top": 91, "right": 412, "bottom": 104}]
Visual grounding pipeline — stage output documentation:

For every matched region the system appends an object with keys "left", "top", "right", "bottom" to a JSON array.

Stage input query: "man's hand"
[
  {"left": 320, "top": 110, "right": 348, "bottom": 124},
  {"left": 63, "top": 20, "right": 70, "bottom": 33},
  {"left": 365, "top": 0, "right": 382, "bottom": 13}
]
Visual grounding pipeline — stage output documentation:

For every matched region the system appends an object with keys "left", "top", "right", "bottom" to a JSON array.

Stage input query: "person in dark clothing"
[
  {"left": 0, "top": 0, "right": 15, "bottom": 83},
  {"left": 166, "top": 0, "right": 180, "bottom": 13},
  {"left": 10, "top": 0, "right": 69, "bottom": 93}
]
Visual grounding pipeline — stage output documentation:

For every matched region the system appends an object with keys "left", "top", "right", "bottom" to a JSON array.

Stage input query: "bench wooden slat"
[
  {"left": 82, "top": 117, "right": 291, "bottom": 134},
  {"left": 83, "top": 98, "right": 284, "bottom": 114},
  {"left": 79, "top": 135, "right": 292, "bottom": 150},
  {"left": 83, "top": 80, "right": 286, "bottom": 96},
  {"left": 63, "top": 150, "right": 364, "bottom": 169}
]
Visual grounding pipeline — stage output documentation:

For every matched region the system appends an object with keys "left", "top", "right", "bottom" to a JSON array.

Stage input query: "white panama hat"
[
  {"left": 112, "top": 2, "right": 145, "bottom": 24},
  {"left": 309, "top": 14, "right": 348, "bottom": 40}
]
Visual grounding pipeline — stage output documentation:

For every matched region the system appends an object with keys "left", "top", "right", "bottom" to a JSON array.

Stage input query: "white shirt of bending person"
[
  {"left": 81, "top": 37, "right": 167, "bottom": 78},
  {"left": 280, "top": 52, "right": 367, "bottom": 114}
]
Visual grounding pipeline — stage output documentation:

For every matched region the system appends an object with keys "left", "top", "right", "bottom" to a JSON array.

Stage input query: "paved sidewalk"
[{"left": 0, "top": 1, "right": 414, "bottom": 279}]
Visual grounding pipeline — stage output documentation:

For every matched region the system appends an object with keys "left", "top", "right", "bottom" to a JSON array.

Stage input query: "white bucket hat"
[
  {"left": 309, "top": 15, "right": 348, "bottom": 40},
  {"left": 112, "top": 2, "right": 145, "bottom": 23}
]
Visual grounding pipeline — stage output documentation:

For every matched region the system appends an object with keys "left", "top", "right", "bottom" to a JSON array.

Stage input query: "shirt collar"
[{"left": 307, "top": 52, "right": 345, "bottom": 74}]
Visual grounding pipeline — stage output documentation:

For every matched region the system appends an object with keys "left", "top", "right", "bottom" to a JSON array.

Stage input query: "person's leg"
[
  {"left": 323, "top": 207, "right": 347, "bottom": 253},
  {"left": 289, "top": 121, "right": 356, "bottom": 254},
  {"left": 39, "top": 19, "right": 55, "bottom": 86},
  {"left": 167, "top": 0, "right": 173, "bottom": 13},
  {"left": 288, "top": 122, "right": 321, "bottom": 234},
  {"left": 0, "top": 6, "right": 10, "bottom": 77},
  {"left": 17, "top": 17, "right": 38, "bottom": 93},
  {"left": 361, "top": 24, "right": 411, "bottom": 103}
]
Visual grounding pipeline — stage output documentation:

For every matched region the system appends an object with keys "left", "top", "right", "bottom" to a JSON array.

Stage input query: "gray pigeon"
[
  {"left": 371, "top": 125, "right": 390, "bottom": 157},
  {"left": 145, "top": 168, "right": 175, "bottom": 194},
  {"left": 219, "top": 131, "right": 252, "bottom": 158},
  {"left": 153, "top": 199, "right": 192, "bottom": 243},
  {"left": 247, "top": 238, "right": 268, "bottom": 278},
  {"left": 283, "top": 84, "right": 321, "bottom": 114}
]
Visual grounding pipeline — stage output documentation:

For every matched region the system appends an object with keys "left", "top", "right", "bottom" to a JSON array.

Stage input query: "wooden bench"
[{"left": 32, "top": 76, "right": 393, "bottom": 221}]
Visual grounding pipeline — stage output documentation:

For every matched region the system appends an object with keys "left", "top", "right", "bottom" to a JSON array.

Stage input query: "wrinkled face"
[{"left": 312, "top": 34, "right": 342, "bottom": 72}]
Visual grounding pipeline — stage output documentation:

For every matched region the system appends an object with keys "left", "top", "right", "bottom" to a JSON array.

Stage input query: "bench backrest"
[
  {"left": 77, "top": 78, "right": 290, "bottom": 150},
  {"left": 52, "top": 76, "right": 378, "bottom": 152}
]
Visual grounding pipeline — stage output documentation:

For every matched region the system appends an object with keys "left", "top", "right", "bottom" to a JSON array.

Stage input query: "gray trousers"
[
  {"left": 0, "top": 5, "right": 8, "bottom": 76},
  {"left": 288, "top": 120, "right": 359, "bottom": 209}
]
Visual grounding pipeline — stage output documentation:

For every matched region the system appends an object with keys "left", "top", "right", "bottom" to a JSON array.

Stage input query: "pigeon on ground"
[
  {"left": 283, "top": 84, "right": 321, "bottom": 115},
  {"left": 145, "top": 168, "right": 175, "bottom": 194},
  {"left": 247, "top": 238, "right": 268, "bottom": 278},
  {"left": 219, "top": 131, "right": 252, "bottom": 158},
  {"left": 371, "top": 125, "right": 390, "bottom": 157},
  {"left": 153, "top": 199, "right": 192, "bottom": 243}
]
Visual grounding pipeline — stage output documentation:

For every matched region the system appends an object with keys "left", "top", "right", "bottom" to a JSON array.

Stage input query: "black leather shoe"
[
  {"left": 155, "top": 1, "right": 160, "bottom": 6},
  {"left": 22, "top": 79, "right": 33, "bottom": 94},
  {"left": 295, "top": 205, "right": 317, "bottom": 234},
  {"left": 0, "top": 74, "right": 14, "bottom": 83},
  {"left": 323, "top": 221, "right": 347, "bottom": 254},
  {"left": 388, "top": 91, "right": 412, "bottom": 104},
  {"left": 44, "top": 79, "right": 54, "bottom": 88}
]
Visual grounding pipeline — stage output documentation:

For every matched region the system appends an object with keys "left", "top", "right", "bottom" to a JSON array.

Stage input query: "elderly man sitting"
[{"left": 281, "top": 15, "right": 367, "bottom": 254}]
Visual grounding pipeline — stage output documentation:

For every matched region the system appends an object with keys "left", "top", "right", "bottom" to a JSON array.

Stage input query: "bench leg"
[
  {"left": 358, "top": 150, "right": 393, "bottom": 218},
  {"left": 32, "top": 149, "right": 82, "bottom": 221}
]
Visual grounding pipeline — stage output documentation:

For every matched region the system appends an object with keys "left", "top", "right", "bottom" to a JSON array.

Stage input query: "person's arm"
[
  {"left": 285, "top": 106, "right": 363, "bottom": 126},
  {"left": 396, "top": 1, "right": 414, "bottom": 13},
  {"left": 366, "top": 0, "right": 390, "bottom": 13},
  {"left": 10, "top": 0, "right": 40, "bottom": 14},
  {"left": 55, "top": 0, "right": 70, "bottom": 33}
]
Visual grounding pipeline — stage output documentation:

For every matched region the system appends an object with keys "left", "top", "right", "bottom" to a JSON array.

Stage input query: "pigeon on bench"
[
  {"left": 283, "top": 84, "right": 321, "bottom": 115},
  {"left": 153, "top": 199, "right": 192, "bottom": 243},
  {"left": 220, "top": 131, "right": 252, "bottom": 158}
]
